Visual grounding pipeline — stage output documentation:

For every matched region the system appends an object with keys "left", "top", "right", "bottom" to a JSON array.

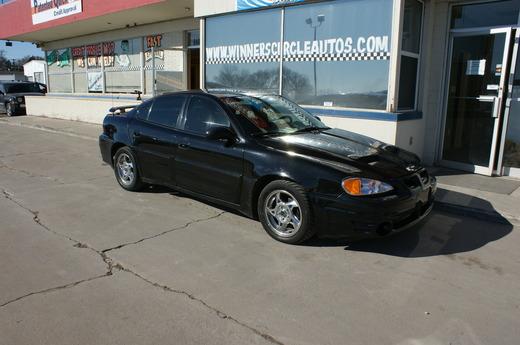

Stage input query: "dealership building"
[{"left": 1, "top": 0, "right": 520, "bottom": 177}]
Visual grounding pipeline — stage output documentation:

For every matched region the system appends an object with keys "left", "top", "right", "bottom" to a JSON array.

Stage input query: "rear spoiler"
[{"left": 108, "top": 105, "right": 138, "bottom": 114}]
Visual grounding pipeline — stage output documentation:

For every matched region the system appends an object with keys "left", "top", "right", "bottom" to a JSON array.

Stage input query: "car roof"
[
  {"left": 0, "top": 81, "right": 36, "bottom": 85},
  {"left": 155, "top": 90, "right": 276, "bottom": 99}
]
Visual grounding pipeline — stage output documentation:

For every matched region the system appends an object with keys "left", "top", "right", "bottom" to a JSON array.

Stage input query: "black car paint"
[{"left": 99, "top": 91, "right": 435, "bottom": 239}]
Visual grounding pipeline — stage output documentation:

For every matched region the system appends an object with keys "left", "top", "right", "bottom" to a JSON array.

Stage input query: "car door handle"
[
  {"left": 133, "top": 132, "right": 141, "bottom": 139},
  {"left": 179, "top": 143, "right": 190, "bottom": 149}
]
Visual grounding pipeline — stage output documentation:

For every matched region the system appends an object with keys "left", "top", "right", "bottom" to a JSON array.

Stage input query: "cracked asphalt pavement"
[{"left": 1, "top": 117, "right": 520, "bottom": 345}]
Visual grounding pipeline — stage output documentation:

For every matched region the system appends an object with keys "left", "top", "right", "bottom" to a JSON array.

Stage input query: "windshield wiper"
[
  {"left": 292, "top": 126, "right": 330, "bottom": 134},
  {"left": 251, "top": 131, "right": 286, "bottom": 138},
  {"left": 252, "top": 126, "right": 329, "bottom": 138}
]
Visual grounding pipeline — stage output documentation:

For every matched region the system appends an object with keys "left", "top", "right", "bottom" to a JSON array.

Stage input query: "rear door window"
[
  {"left": 147, "top": 95, "right": 187, "bottom": 128},
  {"left": 184, "top": 96, "right": 230, "bottom": 135},
  {"left": 135, "top": 100, "right": 153, "bottom": 120}
]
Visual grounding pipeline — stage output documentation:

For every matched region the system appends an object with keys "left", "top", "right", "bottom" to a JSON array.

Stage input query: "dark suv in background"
[{"left": 0, "top": 81, "right": 46, "bottom": 116}]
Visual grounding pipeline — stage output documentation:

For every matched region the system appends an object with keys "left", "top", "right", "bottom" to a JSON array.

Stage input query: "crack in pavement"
[
  {"left": 119, "top": 266, "right": 285, "bottom": 345},
  {"left": 102, "top": 211, "right": 227, "bottom": 253},
  {"left": 1, "top": 188, "right": 114, "bottom": 275},
  {"left": 0, "top": 159, "right": 66, "bottom": 185},
  {"left": 1, "top": 189, "right": 284, "bottom": 345},
  {"left": 0, "top": 275, "right": 110, "bottom": 309}
]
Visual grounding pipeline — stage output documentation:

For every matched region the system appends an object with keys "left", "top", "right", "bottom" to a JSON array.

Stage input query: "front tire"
[
  {"left": 6, "top": 103, "right": 15, "bottom": 117},
  {"left": 258, "top": 180, "right": 315, "bottom": 244},
  {"left": 113, "top": 147, "right": 143, "bottom": 191}
]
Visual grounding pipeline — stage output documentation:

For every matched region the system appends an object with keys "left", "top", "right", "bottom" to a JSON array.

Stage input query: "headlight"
[
  {"left": 342, "top": 177, "right": 394, "bottom": 196},
  {"left": 17, "top": 97, "right": 24, "bottom": 103}
]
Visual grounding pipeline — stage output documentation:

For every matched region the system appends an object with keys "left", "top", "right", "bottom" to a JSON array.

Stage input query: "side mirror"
[
  {"left": 207, "top": 126, "right": 237, "bottom": 144},
  {"left": 314, "top": 115, "right": 322, "bottom": 121},
  {"left": 0, "top": 91, "right": 4, "bottom": 96}
]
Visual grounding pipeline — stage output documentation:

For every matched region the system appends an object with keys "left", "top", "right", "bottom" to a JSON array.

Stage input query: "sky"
[{"left": 0, "top": 40, "right": 44, "bottom": 59}]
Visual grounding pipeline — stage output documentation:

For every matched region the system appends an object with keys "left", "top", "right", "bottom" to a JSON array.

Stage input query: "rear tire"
[
  {"left": 258, "top": 180, "right": 315, "bottom": 244},
  {"left": 113, "top": 147, "right": 144, "bottom": 191},
  {"left": 6, "top": 103, "right": 15, "bottom": 117}
]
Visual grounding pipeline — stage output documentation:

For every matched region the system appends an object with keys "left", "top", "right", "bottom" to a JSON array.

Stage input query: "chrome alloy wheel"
[
  {"left": 116, "top": 153, "right": 135, "bottom": 186},
  {"left": 264, "top": 190, "right": 302, "bottom": 237}
]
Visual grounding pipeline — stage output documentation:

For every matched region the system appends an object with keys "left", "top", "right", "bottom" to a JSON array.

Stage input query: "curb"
[{"left": 433, "top": 200, "right": 515, "bottom": 225}]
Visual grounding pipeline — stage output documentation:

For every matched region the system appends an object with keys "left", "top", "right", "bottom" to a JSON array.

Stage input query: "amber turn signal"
[{"left": 342, "top": 178, "right": 362, "bottom": 196}]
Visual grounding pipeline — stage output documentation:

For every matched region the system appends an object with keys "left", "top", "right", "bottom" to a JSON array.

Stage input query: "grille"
[
  {"left": 419, "top": 169, "right": 429, "bottom": 185},
  {"left": 404, "top": 175, "right": 422, "bottom": 189},
  {"left": 403, "top": 169, "right": 429, "bottom": 189}
]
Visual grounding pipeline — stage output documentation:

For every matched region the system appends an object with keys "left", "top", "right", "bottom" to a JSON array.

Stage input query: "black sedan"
[
  {"left": 0, "top": 81, "right": 45, "bottom": 116},
  {"left": 99, "top": 91, "right": 436, "bottom": 244}
]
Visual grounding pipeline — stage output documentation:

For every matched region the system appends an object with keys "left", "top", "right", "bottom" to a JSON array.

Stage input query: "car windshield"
[
  {"left": 4, "top": 83, "right": 41, "bottom": 93},
  {"left": 220, "top": 94, "right": 328, "bottom": 136}
]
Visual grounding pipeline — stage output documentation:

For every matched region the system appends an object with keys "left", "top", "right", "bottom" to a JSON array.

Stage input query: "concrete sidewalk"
[{"left": 2, "top": 114, "right": 519, "bottom": 226}]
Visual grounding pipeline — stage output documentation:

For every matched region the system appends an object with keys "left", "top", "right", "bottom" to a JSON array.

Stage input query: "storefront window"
[
  {"left": 205, "top": 0, "right": 392, "bottom": 110},
  {"left": 44, "top": 28, "right": 193, "bottom": 95},
  {"left": 205, "top": 9, "right": 281, "bottom": 94},
  {"left": 86, "top": 43, "right": 103, "bottom": 92},
  {"left": 145, "top": 32, "right": 185, "bottom": 95},
  {"left": 397, "top": 0, "right": 423, "bottom": 110},
  {"left": 72, "top": 46, "right": 87, "bottom": 93},
  {"left": 105, "top": 38, "right": 142, "bottom": 93},
  {"left": 282, "top": 0, "right": 392, "bottom": 110},
  {"left": 47, "top": 49, "right": 72, "bottom": 93}
]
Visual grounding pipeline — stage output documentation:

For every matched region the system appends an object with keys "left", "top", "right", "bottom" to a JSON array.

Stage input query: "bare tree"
[{"left": 0, "top": 50, "right": 43, "bottom": 71}]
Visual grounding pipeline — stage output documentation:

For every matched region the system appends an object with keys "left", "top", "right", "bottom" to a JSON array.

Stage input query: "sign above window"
[
  {"left": 31, "top": 0, "right": 83, "bottom": 25},
  {"left": 146, "top": 35, "right": 163, "bottom": 49},
  {"left": 237, "top": 0, "right": 305, "bottom": 11}
]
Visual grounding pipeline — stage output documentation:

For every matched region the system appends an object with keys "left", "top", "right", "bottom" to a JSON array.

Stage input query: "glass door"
[
  {"left": 498, "top": 29, "right": 520, "bottom": 178},
  {"left": 440, "top": 28, "right": 512, "bottom": 175}
]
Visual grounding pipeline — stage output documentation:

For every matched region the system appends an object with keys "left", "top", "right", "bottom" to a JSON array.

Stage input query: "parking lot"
[{"left": 1, "top": 116, "right": 519, "bottom": 345}]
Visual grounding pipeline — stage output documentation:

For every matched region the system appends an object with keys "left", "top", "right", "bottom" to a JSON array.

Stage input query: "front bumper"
[
  {"left": 315, "top": 176, "right": 437, "bottom": 240},
  {"left": 9, "top": 102, "right": 26, "bottom": 115}
]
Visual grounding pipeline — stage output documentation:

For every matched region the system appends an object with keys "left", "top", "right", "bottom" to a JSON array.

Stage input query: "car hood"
[{"left": 258, "top": 128, "right": 421, "bottom": 178}]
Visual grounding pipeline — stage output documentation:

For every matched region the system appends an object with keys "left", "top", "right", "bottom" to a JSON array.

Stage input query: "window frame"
[{"left": 180, "top": 95, "right": 233, "bottom": 137}]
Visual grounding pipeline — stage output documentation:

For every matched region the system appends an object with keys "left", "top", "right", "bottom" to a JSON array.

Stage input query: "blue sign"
[{"left": 237, "top": 0, "right": 305, "bottom": 11}]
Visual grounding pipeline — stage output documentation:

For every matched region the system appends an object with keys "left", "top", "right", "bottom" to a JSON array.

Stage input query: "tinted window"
[
  {"left": 148, "top": 95, "right": 187, "bottom": 127},
  {"left": 398, "top": 55, "right": 418, "bottom": 110},
  {"left": 185, "top": 96, "right": 230, "bottom": 135},
  {"left": 402, "top": 0, "right": 423, "bottom": 54},
  {"left": 451, "top": 0, "right": 520, "bottom": 29},
  {"left": 136, "top": 100, "right": 152, "bottom": 120}
]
